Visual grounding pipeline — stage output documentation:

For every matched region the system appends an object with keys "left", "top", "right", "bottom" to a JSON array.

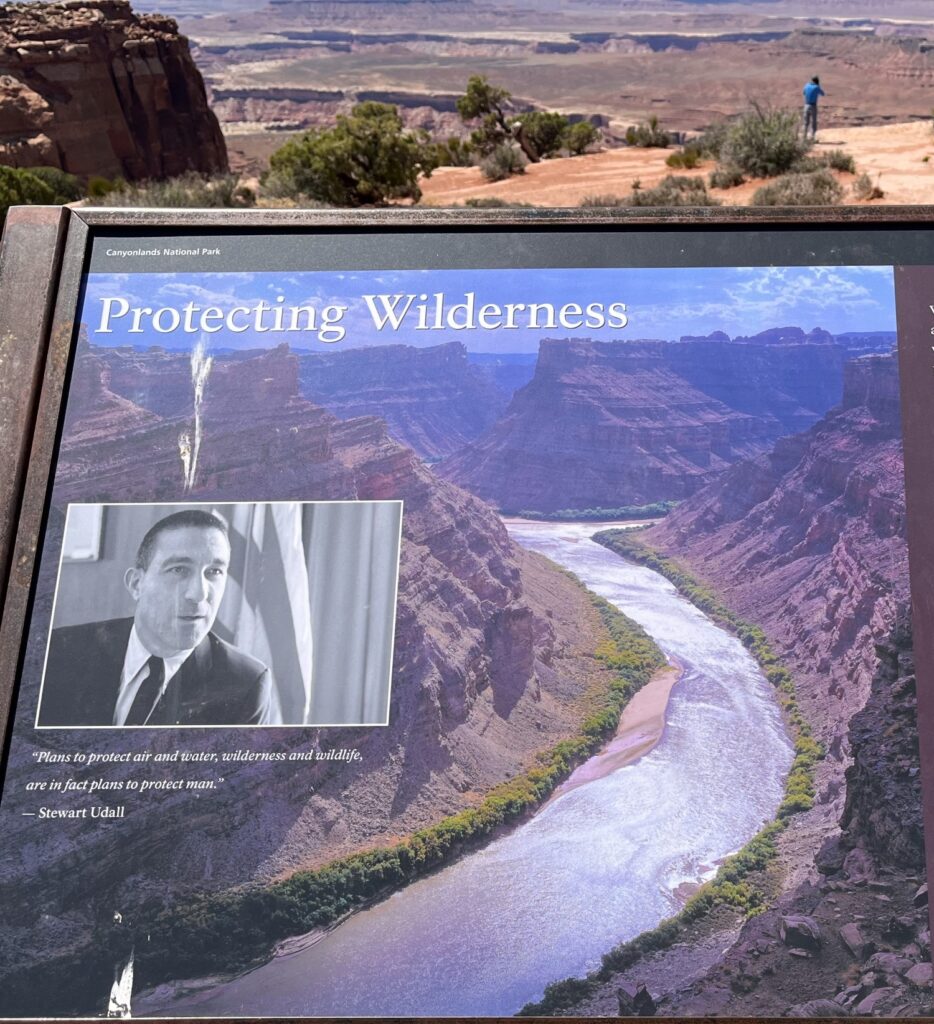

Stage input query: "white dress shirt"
[{"left": 112, "top": 626, "right": 195, "bottom": 726}]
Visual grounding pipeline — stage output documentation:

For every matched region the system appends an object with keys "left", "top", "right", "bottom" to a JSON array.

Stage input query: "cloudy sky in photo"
[{"left": 81, "top": 265, "right": 896, "bottom": 353}]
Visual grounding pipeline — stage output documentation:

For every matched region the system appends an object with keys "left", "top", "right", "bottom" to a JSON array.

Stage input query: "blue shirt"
[{"left": 803, "top": 82, "right": 825, "bottom": 105}]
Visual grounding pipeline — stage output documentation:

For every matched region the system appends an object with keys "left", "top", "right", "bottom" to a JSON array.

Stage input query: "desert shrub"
[
  {"left": 708, "top": 165, "right": 745, "bottom": 189},
  {"left": 788, "top": 154, "right": 824, "bottom": 173},
  {"left": 463, "top": 196, "right": 534, "bottom": 208},
  {"left": 624, "top": 115, "right": 670, "bottom": 148},
  {"left": 627, "top": 174, "right": 720, "bottom": 206},
  {"left": 751, "top": 168, "right": 843, "bottom": 206},
  {"left": 579, "top": 193, "right": 628, "bottom": 207},
  {"left": 852, "top": 171, "right": 885, "bottom": 200},
  {"left": 564, "top": 120, "right": 600, "bottom": 155},
  {"left": 433, "top": 136, "right": 475, "bottom": 167},
  {"left": 720, "top": 106, "right": 810, "bottom": 177},
  {"left": 517, "top": 110, "right": 568, "bottom": 159},
  {"left": 823, "top": 148, "right": 856, "bottom": 173},
  {"left": 265, "top": 101, "right": 436, "bottom": 206},
  {"left": 0, "top": 165, "right": 55, "bottom": 222},
  {"left": 87, "top": 175, "right": 120, "bottom": 199},
  {"left": 580, "top": 176, "right": 719, "bottom": 208},
  {"left": 665, "top": 146, "right": 702, "bottom": 169},
  {"left": 692, "top": 120, "right": 731, "bottom": 159},
  {"left": 479, "top": 143, "right": 527, "bottom": 181},
  {"left": 97, "top": 172, "right": 256, "bottom": 208},
  {"left": 26, "top": 166, "right": 83, "bottom": 202}
]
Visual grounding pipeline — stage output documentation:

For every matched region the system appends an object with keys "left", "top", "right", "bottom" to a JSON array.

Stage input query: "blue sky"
[{"left": 81, "top": 265, "right": 896, "bottom": 354}]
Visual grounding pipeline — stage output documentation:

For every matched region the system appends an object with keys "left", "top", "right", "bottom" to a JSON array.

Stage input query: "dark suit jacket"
[{"left": 38, "top": 617, "right": 273, "bottom": 727}]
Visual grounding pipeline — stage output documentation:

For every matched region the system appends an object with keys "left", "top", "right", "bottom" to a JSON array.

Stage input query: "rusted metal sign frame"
[{"left": 1, "top": 204, "right": 934, "bottom": 1024}]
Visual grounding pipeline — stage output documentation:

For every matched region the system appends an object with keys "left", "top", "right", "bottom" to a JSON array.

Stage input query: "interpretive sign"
[{"left": 1, "top": 207, "right": 934, "bottom": 1019}]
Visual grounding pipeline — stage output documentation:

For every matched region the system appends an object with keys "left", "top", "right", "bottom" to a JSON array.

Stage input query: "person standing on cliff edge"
[{"left": 802, "top": 75, "right": 825, "bottom": 140}]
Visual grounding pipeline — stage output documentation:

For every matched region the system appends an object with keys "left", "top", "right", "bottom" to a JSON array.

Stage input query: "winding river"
[{"left": 145, "top": 522, "right": 793, "bottom": 1018}]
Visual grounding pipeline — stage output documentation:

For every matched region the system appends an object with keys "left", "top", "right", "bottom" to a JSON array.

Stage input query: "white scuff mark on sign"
[
  {"left": 107, "top": 949, "right": 134, "bottom": 1018},
  {"left": 179, "top": 335, "right": 213, "bottom": 491}
]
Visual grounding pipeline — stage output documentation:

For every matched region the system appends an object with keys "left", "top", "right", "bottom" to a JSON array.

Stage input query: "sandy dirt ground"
[{"left": 418, "top": 120, "right": 934, "bottom": 207}]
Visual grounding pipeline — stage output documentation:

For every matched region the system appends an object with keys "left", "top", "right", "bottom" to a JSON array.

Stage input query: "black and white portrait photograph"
[{"left": 36, "top": 500, "right": 402, "bottom": 728}]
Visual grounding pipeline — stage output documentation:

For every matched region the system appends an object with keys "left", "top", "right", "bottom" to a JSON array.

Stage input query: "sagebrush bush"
[
  {"left": 479, "top": 143, "right": 527, "bottom": 181},
  {"left": 666, "top": 147, "right": 701, "bottom": 169},
  {"left": 708, "top": 165, "right": 745, "bottom": 189},
  {"left": 579, "top": 193, "right": 627, "bottom": 207},
  {"left": 463, "top": 196, "right": 535, "bottom": 208},
  {"left": 751, "top": 168, "right": 843, "bottom": 206},
  {"left": 624, "top": 115, "right": 670, "bottom": 148},
  {"left": 628, "top": 174, "right": 720, "bottom": 207},
  {"left": 579, "top": 176, "right": 719, "bottom": 208},
  {"left": 97, "top": 172, "right": 256, "bottom": 208},
  {"left": 823, "top": 148, "right": 856, "bottom": 173},
  {"left": 852, "top": 171, "right": 884, "bottom": 200},
  {"left": 720, "top": 106, "right": 810, "bottom": 177},
  {"left": 789, "top": 155, "right": 824, "bottom": 173},
  {"left": 692, "top": 121, "right": 731, "bottom": 159}
]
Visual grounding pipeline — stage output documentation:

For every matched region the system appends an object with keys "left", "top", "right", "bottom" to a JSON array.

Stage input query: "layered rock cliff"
[
  {"left": 0, "top": 341, "right": 609, "bottom": 1014},
  {"left": 298, "top": 342, "right": 509, "bottom": 459},
  {"left": 0, "top": 0, "right": 227, "bottom": 179},
  {"left": 439, "top": 335, "right": 844, "bottom": 512},
  {"left": 555, "top": 353, "right": 924, "bottom": 1018},
  {"left": 648, "top": 354, "right": 907, "bottom": 788}
]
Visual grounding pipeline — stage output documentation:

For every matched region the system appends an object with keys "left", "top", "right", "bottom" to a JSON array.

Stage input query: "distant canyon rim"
[{"left": 133, "top": 0, "right": 934, "bottom": 204}]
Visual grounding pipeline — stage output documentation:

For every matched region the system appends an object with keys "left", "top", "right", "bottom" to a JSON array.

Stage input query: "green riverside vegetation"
[
  {"left": 509, "top": 501, "right": 678, "bottom": 522},
  {"left": 518, "top": 529, "right": 823, "bottom": 1017},
  {"left": 127, "top": 583, "right": 666, "bottom": 989}
]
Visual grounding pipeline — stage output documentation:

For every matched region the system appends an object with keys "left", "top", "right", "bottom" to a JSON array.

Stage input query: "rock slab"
[{"left": 0, "top": 0, "right": 227, "bottom": 179}]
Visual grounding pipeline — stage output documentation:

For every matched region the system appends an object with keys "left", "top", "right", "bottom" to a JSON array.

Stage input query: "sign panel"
[{"left": 0, "top": 210, "right": 933, "bottom": 1019}]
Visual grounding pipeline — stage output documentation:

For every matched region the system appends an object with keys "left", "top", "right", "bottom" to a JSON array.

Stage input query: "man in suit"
[{"left": 38, "top": 509, "right": 274, "bottom": 727}]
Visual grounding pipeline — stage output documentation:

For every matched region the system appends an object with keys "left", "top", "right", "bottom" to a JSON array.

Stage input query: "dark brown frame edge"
[
  {"left": 0, "top": 205, "right": 933, "bottom": 1024},
  {"left": 0, "top": 205, "right": 68, "bottom": 601},
  {"left": 0, "top": 206, "right": 83, "bottom": 754}
]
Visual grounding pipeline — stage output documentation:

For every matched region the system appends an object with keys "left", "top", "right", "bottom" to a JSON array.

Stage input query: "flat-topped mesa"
[
  {"left": 664, "top": 336, "right": 845, "bottom": 436},
  {"left": 0, "top": 0, "right": 227, "bottom": 179},
  {"left": 680, "top": 330, "right": 730, "bottom": 344},
  {"left": 534, "top": 336, "right": 667, "bottom": 371},
  {"left": 299, "top": 341, "right": 507, "bottom": 459},
  {"left": 732, "top": 325, "right": 836, "bottom": 346},
  {"left": 439, "top": 334, "right": 845, "bottom": 513},
  {"left": 680, "top": 327, "right": 835, "bottom": 346}
]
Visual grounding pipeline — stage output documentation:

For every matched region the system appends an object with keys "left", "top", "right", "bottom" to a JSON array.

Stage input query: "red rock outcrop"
[
  {"left": 0, "top": 0, "right": 227, "bottom": 179},
  {"left": 298, "top": 342, "right": 508, "bottom": 459},
  {"left": 439, "top": 336, "right": 844, "bottom": 512}
]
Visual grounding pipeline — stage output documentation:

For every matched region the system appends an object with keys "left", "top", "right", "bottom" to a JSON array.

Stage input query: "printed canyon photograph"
[{"left": 0, "top": 261, "right": 928, "bottom": 1018}]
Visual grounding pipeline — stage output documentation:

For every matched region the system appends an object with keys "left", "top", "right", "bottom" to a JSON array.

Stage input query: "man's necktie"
[{"left": 125, "top": 656, "right": 165, "bottom": 726}]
